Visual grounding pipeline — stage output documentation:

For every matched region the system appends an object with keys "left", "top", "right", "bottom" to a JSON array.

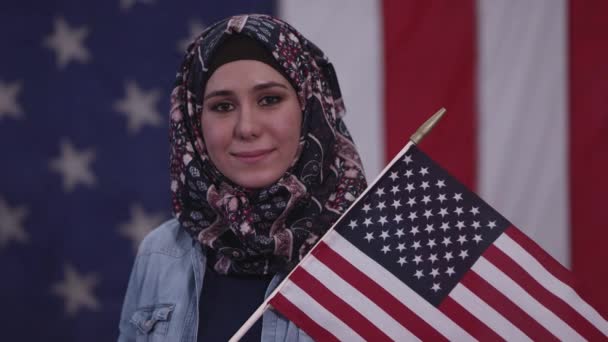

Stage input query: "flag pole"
[
  {"left": 228, "top": 108, "right": 447, "bottom": 341},
  {"left": 410, "top": 107, "right": 446, "bottom": 144}
]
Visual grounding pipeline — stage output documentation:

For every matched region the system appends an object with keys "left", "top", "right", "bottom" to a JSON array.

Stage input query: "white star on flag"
[
  {"left": 411, "top": 241, "right": 421, "bottom": 250},
  {"left": 348, "top": 220, "right": 357, "bottom": 229},
  {"left": 391, "top": 199, "right": 401, "bottom": 209},
  {"left": 437, "top": 193, "right": 447, "bottom": 203},
  {"left": 43, "top": 17, "right": 91, "bottom": 69},
  {"left": 390, "top": 185, "right": 400, "bottom": 195},
  {"left": 49, "top": 139, "right": 96, "bottom": 192},
  {"left": 0, "top": 197, "right": 28, "bottom": 248},
  {"left": 118, "top": 204, "right": 167, "bottom": 251},
  {"left": 51, "top": 264, "right": 100, "bottom": 316},
  {"left": 389, "top": 171, "right": 399, "bottom": 181},
  {"left": 397, "top": 256, "right": 407, "bottom": 266},
  {"left": 114, "top": 81, "right": 162, "bottom": 134},
  {"left": 0, "top": 80, "right": 24, "bottom": 120}
]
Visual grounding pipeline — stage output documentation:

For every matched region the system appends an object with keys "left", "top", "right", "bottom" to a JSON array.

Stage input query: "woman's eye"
[
  {"left": 259, "top": 95, "right": 282, "bottom": 106},
  {"left": 210, "top": 102, "right": 234, "bottom": 112}
]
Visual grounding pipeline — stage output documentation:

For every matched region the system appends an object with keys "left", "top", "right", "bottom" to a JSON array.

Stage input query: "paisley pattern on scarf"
[{"left": 170, "top": 14, "right": 367, "bottom": 275}]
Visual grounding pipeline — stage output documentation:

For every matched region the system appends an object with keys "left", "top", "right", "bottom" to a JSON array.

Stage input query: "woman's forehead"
[{"left": 204, "top": 60, "right": 294, "bottom": 94}]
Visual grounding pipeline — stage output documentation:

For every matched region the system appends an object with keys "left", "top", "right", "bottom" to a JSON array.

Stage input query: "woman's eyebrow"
[
  {"left": 203, "top": 89, "right": 234, "bottom": 101},
  {"left": 204, "top": 82, "right": 288, "bottom": 101},
  {"left": 252, "top": 81, "right": 288, "bottom": 91}
]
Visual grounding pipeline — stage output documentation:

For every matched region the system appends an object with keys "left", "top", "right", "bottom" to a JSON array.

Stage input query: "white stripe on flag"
[
  {"left": 324, "top": 231, "right": 475, "bottom": 341},
  {"left": 280, "top": 279, "right": 365, "bottom": 341},
  {"left": 494, "top": 234, "right": 608, "bottom": 334},
  {"left": 303, "top": 255, "right": 420, "bottom": 341},
  {"left": 472, "top": 257, "right": 584, "bottom": 341},
  {"left": 450, "top": 283, "right": 531, "bottom": 341}
]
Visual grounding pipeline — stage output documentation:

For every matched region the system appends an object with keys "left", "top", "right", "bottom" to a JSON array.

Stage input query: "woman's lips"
[{"left": 231, "top": 149, "right": 274, "bottom": 163}]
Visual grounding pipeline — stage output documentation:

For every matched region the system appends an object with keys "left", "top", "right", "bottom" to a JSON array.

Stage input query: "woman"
[{"left": 118, "top": 14, "right": 367, "bottom": 341}]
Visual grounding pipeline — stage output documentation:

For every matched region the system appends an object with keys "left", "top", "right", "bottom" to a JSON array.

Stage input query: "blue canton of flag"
[
  {"left": 0, "top": 1, "right": 274, "bottom": 341},
  {"left": 269, "top": 144, "right": 608, "bottom": 341},
  {"left": 338, "top": 145, "right": 508, "bottom": 305}
]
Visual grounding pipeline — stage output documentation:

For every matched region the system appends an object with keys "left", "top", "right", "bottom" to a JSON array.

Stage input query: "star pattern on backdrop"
[
  {"left": 119, "top": 0, "right": 155, "bottom": 12},
  {"left": 119, "top": 203, "right": 167, "bottom": 251},
  {"left": 49, "top": 139, "right": 97, "bottom": 192},
  {"left": 0, "top": 80, "right": 24, "bottom": 120},
  {"left": 177, "top": 19, "right": 206, "bottom": 52},
  {"left": 113, "top": 81, "right": 162, "bottom": 134},
  {"left": 51, "top": 264, "right": 100, "bottom": 316},
  {"left": 43, "top": 17, "right": 91, "bottom": 69},
  {"left": 0, "top": 197, "right": 28, "bottom": 248},
  {"left": 0, "top": 1, "right": 275, "bottom": 339}
]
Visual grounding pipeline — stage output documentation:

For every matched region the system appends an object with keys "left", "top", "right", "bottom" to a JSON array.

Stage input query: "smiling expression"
[{"left": 201, "top": 60, "right": 302, "bottom": 189}]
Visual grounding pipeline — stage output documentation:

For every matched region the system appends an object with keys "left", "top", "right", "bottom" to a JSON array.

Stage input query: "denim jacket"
[{"left": 118, "top": 219, "right": 313, "bottom": 342}]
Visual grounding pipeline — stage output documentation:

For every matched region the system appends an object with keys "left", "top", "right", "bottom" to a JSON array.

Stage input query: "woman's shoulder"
[{"left": 137, "top": 218, "right": 195, "bottom": 258}]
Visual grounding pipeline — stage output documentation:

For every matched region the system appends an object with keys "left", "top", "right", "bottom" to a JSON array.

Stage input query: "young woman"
[{"left": 118, "top": 14, "right": 367, "bottom": 341}]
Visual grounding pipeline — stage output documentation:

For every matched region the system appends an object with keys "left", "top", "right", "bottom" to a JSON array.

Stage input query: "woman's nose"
[{"left": 234, "top": 105, "right": 261, "bottom": 140}]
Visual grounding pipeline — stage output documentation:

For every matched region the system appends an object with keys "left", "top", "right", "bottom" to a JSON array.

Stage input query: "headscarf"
[{"left": 169, "top": 14, "right": 367, "bottom": 275}]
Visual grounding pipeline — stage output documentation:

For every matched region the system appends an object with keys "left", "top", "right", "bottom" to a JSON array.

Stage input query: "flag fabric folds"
[{"left": 268, "top": 144, "right": 608, "bottom": 341}]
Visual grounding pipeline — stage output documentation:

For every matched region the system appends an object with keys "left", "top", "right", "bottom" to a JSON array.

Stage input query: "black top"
[{"left": 197, "top": 266, "right": 273, "bottom": 341}]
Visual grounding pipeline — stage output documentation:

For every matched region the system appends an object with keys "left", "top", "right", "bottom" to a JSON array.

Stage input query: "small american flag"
[{"left": 268, "top": 144, "right": 608, "bottom": 341}]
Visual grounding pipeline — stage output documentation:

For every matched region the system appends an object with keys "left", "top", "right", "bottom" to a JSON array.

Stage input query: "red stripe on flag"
[
  {"left": 460, "top": 270, "right": 559, "bottom": 341},
  {"left": 439, "top": 296, "right": 505, "bottom": 341},
  {"left": 289, "top": 268, "right": 392, "bottom": 341},
  {"left": 313, "top": 241, "right": 448, "bottom": 341},
  {"left": 268, "top": 292, "right": 340, "bottom": 342},
  {"left": 569, "top": 0, "right": 608, "bottom": 316},
  {"left": 505, "top": 227, "right": 576, "bottom": 289},
  {"left": 382, "top": 0, "right": 477, "bottom": 189},
  {"left": 484, "top": 244, "right": 607, "bottom": 341}
]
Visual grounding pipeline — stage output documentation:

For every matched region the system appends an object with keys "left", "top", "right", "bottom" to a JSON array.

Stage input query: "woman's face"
[{"left": 201, "top": 60, "right": 302, "bottom": 189}]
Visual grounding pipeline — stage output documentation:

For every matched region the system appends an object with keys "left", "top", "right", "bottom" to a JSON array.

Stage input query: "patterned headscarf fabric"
[{"left": 169, "top": 14, "right": 367, "bottom": 275}]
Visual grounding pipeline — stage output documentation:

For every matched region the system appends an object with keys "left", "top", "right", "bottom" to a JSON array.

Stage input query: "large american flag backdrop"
[
  {"left": 268, "top": 144, "right": 608, "bottom": 340},
  {"left": 1, "top": 0, "right": 606, "bottom": 340}
]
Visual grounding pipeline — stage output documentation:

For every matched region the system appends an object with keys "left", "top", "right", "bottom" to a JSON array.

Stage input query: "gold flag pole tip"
[{"left": 410, "top": 107, "right": 447, "bottom": 145}]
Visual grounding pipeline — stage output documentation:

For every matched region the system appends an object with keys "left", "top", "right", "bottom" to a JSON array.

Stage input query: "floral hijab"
[{"left": 169, "top": 14, "right": 367, "bottom": 275}]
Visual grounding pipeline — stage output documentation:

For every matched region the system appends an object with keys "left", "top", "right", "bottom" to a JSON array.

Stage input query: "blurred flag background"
[{"left": 0, "top": 0, "right": 605, "bottom": 340}]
